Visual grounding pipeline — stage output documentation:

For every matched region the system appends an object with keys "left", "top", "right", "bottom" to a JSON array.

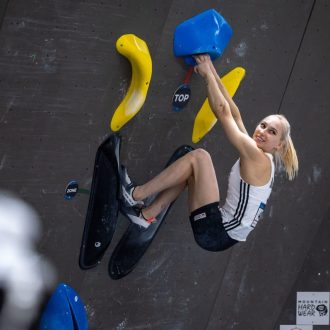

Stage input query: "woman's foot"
[
  {"left": 120, "top": 204, "right": 156, "bottom": 228},
  {"left": 119, "top": 165, "right": 144, "bottom": 207}
]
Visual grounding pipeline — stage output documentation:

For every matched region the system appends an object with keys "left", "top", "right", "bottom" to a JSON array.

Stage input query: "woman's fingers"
[
  {"left": 193, "top": 55, "right": 202, "bottom": 63},
  {"left": 194, "top": 54, "right": 212, "bottom": 70},
  {"left": 193, "top": 54, "right": 213, "bottom": 77},
  {"left": 194, "top": 53, "right": 208, "bottom": 61}
]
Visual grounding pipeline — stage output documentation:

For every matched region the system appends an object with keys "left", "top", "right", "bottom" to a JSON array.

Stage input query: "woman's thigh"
[{"left": 187, "top": 149, "right": 220, "bottom": 212}]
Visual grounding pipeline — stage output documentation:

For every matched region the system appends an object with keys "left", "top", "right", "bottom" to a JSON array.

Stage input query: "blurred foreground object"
[{"left": 0, "top": 191, "right": 56, "bottom": 330}]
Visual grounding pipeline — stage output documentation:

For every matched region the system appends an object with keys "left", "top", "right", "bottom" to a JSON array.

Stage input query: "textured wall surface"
[{"left": 0, "top": 1, "right": 329, "bottom": 329}]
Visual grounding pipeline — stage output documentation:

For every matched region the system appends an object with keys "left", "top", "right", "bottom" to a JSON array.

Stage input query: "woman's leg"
[
  {"left": 141, "top": 182, "right": 186, "bottom": 219},
  {"left": 136, "top": 149, "right": 220, "bottom": 219}
]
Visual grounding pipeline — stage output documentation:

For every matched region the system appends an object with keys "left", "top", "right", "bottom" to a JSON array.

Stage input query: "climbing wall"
[{"left": 0, "top": 0, "right": 329, "bottom": 329}]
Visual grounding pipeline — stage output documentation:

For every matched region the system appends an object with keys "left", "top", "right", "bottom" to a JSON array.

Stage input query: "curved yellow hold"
[
  {"left": 192, "top": 67, "right": 246, "bottom": 143},
  {"left": 110, "top": 34, "right": 152, "bottom": 131}
]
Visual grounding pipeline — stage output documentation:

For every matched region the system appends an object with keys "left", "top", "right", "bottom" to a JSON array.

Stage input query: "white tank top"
[{"left": 221, "top": 154, "right": 274, "bottom": 241}]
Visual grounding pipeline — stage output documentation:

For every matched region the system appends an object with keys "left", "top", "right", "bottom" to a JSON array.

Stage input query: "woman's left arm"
[
  {"left": 195, "top": 55, "right": 259, "bottom": 160},
  {"left": 208, "top": 60, "right": 248, "bottom": 135}
]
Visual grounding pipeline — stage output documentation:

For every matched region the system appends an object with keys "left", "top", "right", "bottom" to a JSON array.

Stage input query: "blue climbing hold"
[
  {"left": 173, "top": 9, "right": 233, "bottom": 65},
  {"left": 39, "top": 283, "right": 88, "bottom": 330}
]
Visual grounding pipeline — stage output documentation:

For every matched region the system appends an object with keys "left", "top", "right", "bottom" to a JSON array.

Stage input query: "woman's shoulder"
[
  {"left": 240, "top": 146, "right": 271, "bottom": 165},
  {"left": 239, "top": 151, "right": 273, "bottom": 186},
  {"left": 264, "top": 152, "right": 274, "bottom": 161}
]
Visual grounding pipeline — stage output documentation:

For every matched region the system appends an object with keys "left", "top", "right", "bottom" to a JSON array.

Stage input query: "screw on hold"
[
  {"left": 94, "top": 242, "right": 101, "bottom": 248},
  {"left": 31, "top": 54, "right": 37, "bottom": 62}
]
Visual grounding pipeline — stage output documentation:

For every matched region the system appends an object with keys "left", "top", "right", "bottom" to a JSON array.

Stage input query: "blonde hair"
[
  {"left": 265, "top": 114, "right": 299, "bottom": 180},
  {"left": 273, "top": 114, "right": 299, "bottom": 180}
]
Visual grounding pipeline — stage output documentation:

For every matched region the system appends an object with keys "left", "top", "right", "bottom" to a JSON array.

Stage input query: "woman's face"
[{"left": 252, "top": 116, "right": 284, "bottom": 153}]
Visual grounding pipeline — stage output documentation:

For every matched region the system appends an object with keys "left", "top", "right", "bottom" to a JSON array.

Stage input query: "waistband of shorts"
[{"left": 190, "top": 202, "right": 220, "bottom": 221}]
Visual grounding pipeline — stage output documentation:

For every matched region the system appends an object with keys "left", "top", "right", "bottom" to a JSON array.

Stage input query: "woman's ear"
[{"left": 274, "top": 141, "right": 283, "bottom": 152}]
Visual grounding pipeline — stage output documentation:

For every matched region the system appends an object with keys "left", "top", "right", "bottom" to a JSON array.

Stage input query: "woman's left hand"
[{"left": 194, "top": 54, "right": 213, "bottom": 79}]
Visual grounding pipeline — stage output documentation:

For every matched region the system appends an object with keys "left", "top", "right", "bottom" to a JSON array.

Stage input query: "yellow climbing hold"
[
  {"left": 110, "top": 34, "right": 152, "bottom": 131},
  {"left": 192, "top": 67, "right": 246, "bottom": 143}
]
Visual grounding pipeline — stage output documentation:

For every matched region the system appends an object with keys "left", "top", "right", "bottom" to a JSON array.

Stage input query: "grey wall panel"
[
  {"left": 1, "top": 0, "right": 329, "bottom": 330},
  {"left": 275, "top": 0, "right": 330, "bottom": 328},
  {"left": 276, "top": 207, "right": 330, "bottom": 330},
  {"left": 208, "top": 1, "right": 330, "bottom": 330}
]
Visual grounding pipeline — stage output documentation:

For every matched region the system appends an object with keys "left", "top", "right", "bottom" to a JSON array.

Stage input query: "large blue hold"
[
  {"left": 173, "top": 9, "right": 233, "bottom": 65},
  {"left": 39, "top": 283, "right": 88, "bottom": 330}
]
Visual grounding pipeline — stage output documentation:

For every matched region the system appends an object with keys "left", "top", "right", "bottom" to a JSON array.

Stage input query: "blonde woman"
[{"left": 120, "top": 54, "right": 298, "bottom": 251}]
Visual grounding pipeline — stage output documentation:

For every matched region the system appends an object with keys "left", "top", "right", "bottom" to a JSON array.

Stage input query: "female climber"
[{"left": 120, "top": 54, "right": 299, "bottom": 251}]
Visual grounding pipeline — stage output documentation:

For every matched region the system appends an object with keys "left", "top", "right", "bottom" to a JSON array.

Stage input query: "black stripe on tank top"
[{"left": 224, "top": 180, "right": 250, "bottom": 231}]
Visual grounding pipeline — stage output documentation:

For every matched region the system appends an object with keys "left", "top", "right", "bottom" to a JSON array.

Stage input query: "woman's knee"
[{"left": 191, "top": 148, "right": 212, "bottom": 165}]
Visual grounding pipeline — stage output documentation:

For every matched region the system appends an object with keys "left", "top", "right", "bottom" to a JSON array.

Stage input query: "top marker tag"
[{"left": 172, "top": 66, "right": 194, "bottom": 112}]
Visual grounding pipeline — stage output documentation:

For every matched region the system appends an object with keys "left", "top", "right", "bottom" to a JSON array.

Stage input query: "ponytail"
[{"left": 273, "top": 114, "right": 299, "bottom": 180}]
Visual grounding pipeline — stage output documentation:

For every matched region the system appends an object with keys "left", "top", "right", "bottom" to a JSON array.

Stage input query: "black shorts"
[{"left": 189, "top": 202, "right": 238, "bottom": 252}]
